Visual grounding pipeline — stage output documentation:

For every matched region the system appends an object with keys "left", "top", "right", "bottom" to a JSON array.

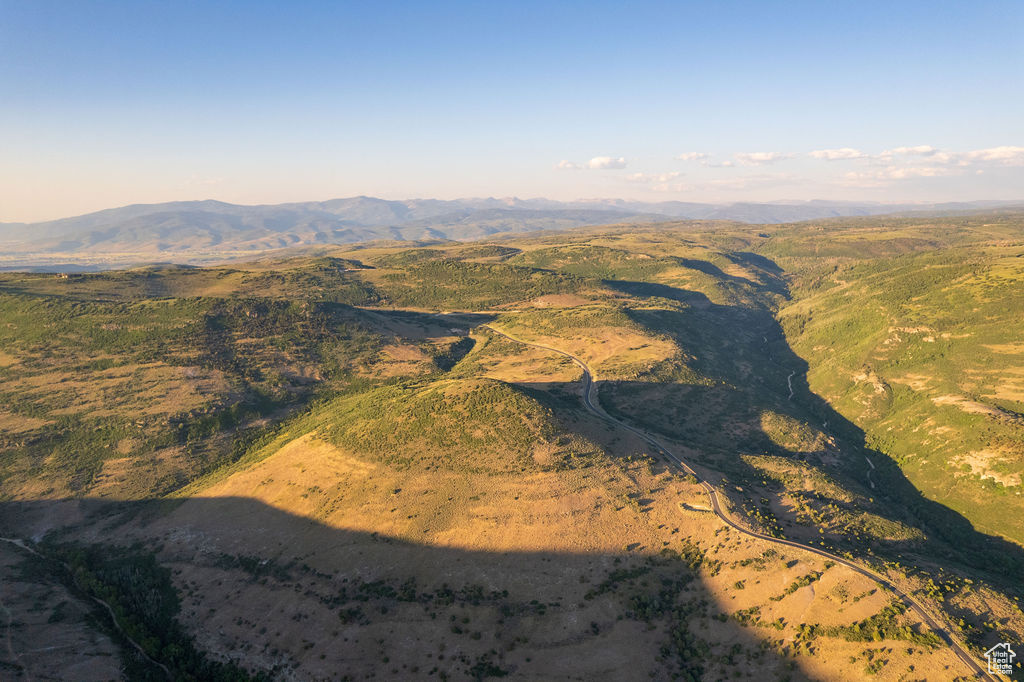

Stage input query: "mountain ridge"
[{"left": 2, "top": 196, "right": 1022, "bottom": 267}]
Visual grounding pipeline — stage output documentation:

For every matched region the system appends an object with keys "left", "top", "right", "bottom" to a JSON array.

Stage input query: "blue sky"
[{"left": 1, "top": 0, "right": 1022, "bottom": 221}]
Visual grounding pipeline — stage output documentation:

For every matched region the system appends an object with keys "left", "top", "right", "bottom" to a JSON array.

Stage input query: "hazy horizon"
[
  {"left": 4, "top": 4, "right": 1024, "bottom": 676},
  {"left": 3, "top": 1, "right": 1022, "bottom": 222},
  {"left": 5, "top": 194, "right": 1024, "bottom": 228}
]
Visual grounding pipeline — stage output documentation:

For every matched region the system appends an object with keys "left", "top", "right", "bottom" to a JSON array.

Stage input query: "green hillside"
[
  {"left": 3, "top": 213, "right": 1024, "bottom": 679},
  {"left": 774, "top": 225, "right": 1024, "bottom": 543}
]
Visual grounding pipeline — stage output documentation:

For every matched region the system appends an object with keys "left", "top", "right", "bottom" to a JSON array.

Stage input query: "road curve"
[{"left": 482, "top": 325, "right": 992, "bottom": 681}]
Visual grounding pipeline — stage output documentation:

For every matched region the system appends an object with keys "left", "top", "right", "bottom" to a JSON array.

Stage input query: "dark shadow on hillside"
[
  {"left": 727, "top": 252, "right": 784, "bottom": 275},
  {"left": 2, "top": 254, "right": 1020, "bottom": 677},
  {"left": 352, "top": 307, "right": 495, "bottom": 334},
  {"left": 601, "top": 277, "right": 1024, "bottom": 590},
  {"left": 1, "top": 496, "right": 810, "bottom": 681},
  {"left": 724, "top": 252, "right": 790, "bottom": 298},
  {"left": 675, "top": 258, "right": 749, "bottom": 285},
  {"left": 670, "top": 256, "right": 790, "bottom": 300},
  {"left": 602, "top": 279, "right": 714, "bottom": 307}
]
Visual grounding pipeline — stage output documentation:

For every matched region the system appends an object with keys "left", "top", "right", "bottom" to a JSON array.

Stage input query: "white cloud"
[
  {"left": 562, "top": 143, "right": 1022, "bottom": 187},
  {"left": 886, "top": 146, "right": 957, "bottom": 164},
  {"left": 624, "top": 171, "right": 682, "bottom": 183},
  {"left": 834, "top": 141, "right": 1024, "bottom": 184},
  {"left": 964, "top": 146, "right": 1024, "bottom": 165},
  {"left": 841, "top": 144, "right": 1024, "bottom": 183},
  {"left": 884, "top": 145, "right": 938, "bottom": 157},
  {"left": 885, "top": 165, "right": 956, "bottom": 179},
  {"left": 734, "top": 151, "right": 791, "bottom": 166},
  {"left": 875, "top": 145, "right": 961, "bottom": 164},
  {"left": 809, "top": 147, "right": 866, "bottom": 161},
  {"left": 587, "top": 156, "right": 627, "bottom": 170},
  {"left": 555, "top": 156, "right": 628, "bottom": 171},
  {"left": 842, "top": 165, "right": 959, "bottom": 184}
]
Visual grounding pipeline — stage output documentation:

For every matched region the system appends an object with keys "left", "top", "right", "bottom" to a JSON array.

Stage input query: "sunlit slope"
[
  {"left": 4, "top": 214, "right": 1024, "bottom": 678},
  {"left": 0, "top": 259, "right": 468, "bottom": 500},
  {"left": 180, "top": 374, "right": 641, "bottom": 552},
  {"left": 776, "top": 235, "right": 1024, "bottom": 544},
  {"left": 482, "top": 243, "right": 963, "bottom": 573},
  {"left": 143, "top": 336, "right": 970, "bottom": 681}
]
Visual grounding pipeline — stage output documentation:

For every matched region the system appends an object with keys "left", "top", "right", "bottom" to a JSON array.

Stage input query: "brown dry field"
[
  {"left": 5, "top": 230, "right": 1024, "bottom": 679},
  {"left": 493, "top": 325, "right": 678, "bottom": 382},
  {"left": 15, "top": 343, "right": 975, "bottom": 681},
  {"left": 527, "top": 294, "right": 594, "bottom": 308},
  {"left": 2, "top": 360, "right": 232, "bottom": 420},
  {"left": 114, "top": 430, "right": 968, "bottom": 681}
]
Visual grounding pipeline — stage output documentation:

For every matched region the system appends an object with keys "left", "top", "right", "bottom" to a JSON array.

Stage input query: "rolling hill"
[
  {"left": 3, "top": 197, "right": 1021, "bottom": 271},
  {"left": 1, "top": 212, "right": 1023, "bottom": 679}
]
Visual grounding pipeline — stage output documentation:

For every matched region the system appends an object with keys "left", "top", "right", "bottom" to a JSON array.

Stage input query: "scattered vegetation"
[
  {"left": 5, "top": 213, "right": 1024, "bottom": 679},
  {"left": 44, "top": 542, "right": 262, "bottom": 680}
]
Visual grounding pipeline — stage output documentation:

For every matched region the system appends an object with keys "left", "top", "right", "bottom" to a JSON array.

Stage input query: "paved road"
[{"left": 482, "top": 325, "right": 993, "bottom": 681}]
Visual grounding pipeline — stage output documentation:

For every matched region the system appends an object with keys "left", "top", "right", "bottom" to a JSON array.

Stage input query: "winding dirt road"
[
  {"left": 482, "top": 325, "right": 993, "bottom": 681},
  {"left": 0, "top": 537, "right": 173, "bottom": 681}
]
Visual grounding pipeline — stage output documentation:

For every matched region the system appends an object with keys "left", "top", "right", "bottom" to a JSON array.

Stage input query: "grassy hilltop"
[{"left": 1, "top": 213, "right": 1023, "bottom": 679}]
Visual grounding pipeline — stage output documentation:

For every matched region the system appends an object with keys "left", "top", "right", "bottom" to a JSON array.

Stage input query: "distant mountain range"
[{"left": 1, "top": 197, "right": 1021, "bottom": 268}]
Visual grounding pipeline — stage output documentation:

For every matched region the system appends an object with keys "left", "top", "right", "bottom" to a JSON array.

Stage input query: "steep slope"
[{"left": 772, "top": 219, "right": 1024, "bottom": 544}]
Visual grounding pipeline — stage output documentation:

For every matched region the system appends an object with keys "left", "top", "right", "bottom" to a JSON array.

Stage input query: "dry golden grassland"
[
  {"left": 4, "top": 215, "right": 1024, "bottom": 679},
  {"left": 115, "top": 429, "right": 969, "bottom": 681},
  {"left": 41, "top": 335, "right": 975, "bottom": 680}
]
